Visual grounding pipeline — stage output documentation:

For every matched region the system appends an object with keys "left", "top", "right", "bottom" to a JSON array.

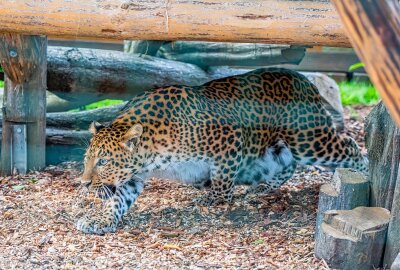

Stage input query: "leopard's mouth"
[{"left": 97, "top": 184, "right": 117, "bottom": 200}]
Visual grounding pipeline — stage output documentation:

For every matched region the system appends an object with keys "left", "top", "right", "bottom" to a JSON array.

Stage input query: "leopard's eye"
[{"left": 98, "top": 159, "right": 108, "bottom": 166}]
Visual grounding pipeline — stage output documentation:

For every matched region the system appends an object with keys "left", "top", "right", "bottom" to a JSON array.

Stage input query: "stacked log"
[{"left": 157, "top": 42, "right": 306, "bottom": 69}]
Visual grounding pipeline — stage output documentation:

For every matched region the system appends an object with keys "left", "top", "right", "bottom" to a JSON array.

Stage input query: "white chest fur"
[{"left": 139, "top": 159, "right": 211, "bottom": 185}]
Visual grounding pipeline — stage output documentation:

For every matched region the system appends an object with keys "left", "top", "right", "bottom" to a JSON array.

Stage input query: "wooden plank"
[
  {"left": 0, "top": 34, "right": 47, "bottom": 175},
  {"left": 0, "top": 0, "right": 349, "bottom": 47},
  {"left": 332, "top": 0, "right": 400, "bottom": 126}
]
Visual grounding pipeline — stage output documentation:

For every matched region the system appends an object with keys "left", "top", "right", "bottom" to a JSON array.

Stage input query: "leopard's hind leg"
[
  {"left": 246, "top": 140, "right": 297, "bottom": 194},
  {"left": 290, "top": 127, "right": 368, "bottom": 174}
]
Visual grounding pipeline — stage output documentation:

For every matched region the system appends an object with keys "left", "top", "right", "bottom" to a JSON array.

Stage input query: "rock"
[{"left": 302, "top": 72, "right": 344, "bottom": 131}]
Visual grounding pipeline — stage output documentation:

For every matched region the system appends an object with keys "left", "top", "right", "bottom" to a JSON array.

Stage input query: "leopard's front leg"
[
  {"left": 77, "top": 179, "right": 144, "bottom": 234},
  {"left": 196, "top": 162, "right": 236, "bottom": 206}
]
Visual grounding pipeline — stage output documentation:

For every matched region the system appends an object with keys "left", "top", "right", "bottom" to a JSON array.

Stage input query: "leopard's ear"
[
  {"left": 89, "top": 121, "right": 104, "bottom": 135},
  {"left": 121, "top": 124, "right": 143, "bottom": 152}
]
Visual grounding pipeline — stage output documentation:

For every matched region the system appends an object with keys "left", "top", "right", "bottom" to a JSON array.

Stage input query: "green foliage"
[
  {"left": 339, "top": 81, "right": 380, "bottom": 105},
  {"left": 69, "top": 99, "right": 124, "bottom": 112},
  {"left": 0, "top": 80, "right": 3, "bottom": 88},
  {"left": 348, "top": 62, "right": 365, "bottom": 72}
]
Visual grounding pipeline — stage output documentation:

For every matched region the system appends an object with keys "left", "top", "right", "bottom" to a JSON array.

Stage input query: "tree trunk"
[
  {"left": 365, "top": 101, "right": 400, "bottom": 267},
  {"left": 332, "top": 0, "right": 400, "bottom": 126},
  {"left": 0, "top": 0, "right": 350, "bottom": 47}
]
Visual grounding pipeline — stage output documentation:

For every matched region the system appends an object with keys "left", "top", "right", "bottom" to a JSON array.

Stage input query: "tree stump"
[
  {"left": 365, "top": 101, "right": 400, "bottom": 266},
  {"left": 315, "top": 168, "right": 369, "bottom": 239},
  {"left": 315, "top": 207, "right": 390, "bottom": 270}
]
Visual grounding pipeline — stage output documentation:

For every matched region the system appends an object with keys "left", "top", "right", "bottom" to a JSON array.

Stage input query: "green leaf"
[
  {"left": 252, "top": 239, "right": 264, "bottom": 245},
  {"left": 28, "top": 178, "right": 38, "bottom": 184},
  {"left": 348, "top": 62, "right": 365, "bottom": 72},
  {"left": 12, "top": 185, "right": 25, "bottom": 191}
]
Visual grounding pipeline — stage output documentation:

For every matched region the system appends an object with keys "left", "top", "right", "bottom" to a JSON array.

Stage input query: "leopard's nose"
[{"left": 78, "top": 176, "right": 92, "bottom": 187}]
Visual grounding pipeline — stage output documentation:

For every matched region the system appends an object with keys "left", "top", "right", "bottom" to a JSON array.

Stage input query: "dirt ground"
[{"left": 0, "top": 105, "right": 373, "bottom": 270}]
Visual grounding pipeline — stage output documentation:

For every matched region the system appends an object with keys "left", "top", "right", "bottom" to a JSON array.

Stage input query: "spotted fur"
[{"left": 77, "top": 68, "right": 368, "bottom": 234}]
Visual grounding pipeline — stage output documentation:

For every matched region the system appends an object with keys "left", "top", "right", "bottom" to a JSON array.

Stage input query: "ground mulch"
[{"left": 0, "top": 105, "right": 373, "bottom": 270}]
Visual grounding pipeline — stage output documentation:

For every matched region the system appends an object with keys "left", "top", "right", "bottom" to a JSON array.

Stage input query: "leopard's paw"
[
  {"left": 246, "top": 183, "right": 273, "bottom": 195},
  {"left": 76, "top": 215, "right": 117, "bottom": 235}
]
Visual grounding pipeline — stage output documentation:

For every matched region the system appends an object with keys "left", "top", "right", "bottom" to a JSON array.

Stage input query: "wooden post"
[
  {"left": 365, "top": 101, "right": 400, "bottom": 266},
  {"left": 332, "top": 0, "right": 400, "bottom": 126},
  {"left": 315, "top": 207, "right": 390, "bottom": 270},
  {"left": 0, "top": 34, "right": 47, "bottom": 175}
]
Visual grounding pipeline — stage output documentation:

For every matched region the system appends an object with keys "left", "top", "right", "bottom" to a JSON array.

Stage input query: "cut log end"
[{"left": 316, "top": 207, "right": 390, "bottom": 270}]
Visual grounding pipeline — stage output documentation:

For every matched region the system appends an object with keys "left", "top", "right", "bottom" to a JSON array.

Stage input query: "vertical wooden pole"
[{"left": 0, "top": 34, "right": 47, "bottom": 175}]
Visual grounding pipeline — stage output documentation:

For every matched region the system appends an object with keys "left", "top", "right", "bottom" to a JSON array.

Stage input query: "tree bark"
[
  {"left": 365, "top": 101, "right": 400, "bottom": 267},
  {"left": 0, "top": 0, "right": 350, "bottom": 47},
  {"left": 332, "top": 0, "right": 400, "bottom": 126}
]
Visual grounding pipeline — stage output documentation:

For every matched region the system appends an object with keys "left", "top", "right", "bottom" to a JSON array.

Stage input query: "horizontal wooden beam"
[{"left": 0, "top": 0, "right": 350, "bottom": 47}]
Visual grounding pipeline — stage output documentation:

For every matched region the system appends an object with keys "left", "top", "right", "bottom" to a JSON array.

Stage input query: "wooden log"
[
  {"left": 315, "top": 207, "right": 390, "bottom": 270},
  {"left": 46, "top": 46, "right": 210, "bottom": 111},
  {"left": 0, "top": 34, "right": 47, "bottom": 175},
  {"left": 154, "top": 42, "right": 306, "bottom": 69},
  {"left": 365, "top": 101, "right": 400, "bottom": 266},
  {"left": 315, "top": 169, "right": 369, "bottom": 241},
  {"left": 332, "top": 0, "right": 400, "bottom": 126},
  {"left": 46, "top": 103, "right": 127, "bottom": 130},
  {"left": 0, "top": 0, "right": 350, "bottom": 47},
  {"left": 124, "top": 40, "right": 165, "bottom": 56}
]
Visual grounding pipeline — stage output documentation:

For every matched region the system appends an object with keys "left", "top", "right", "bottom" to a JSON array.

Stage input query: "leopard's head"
[{"left": 79, "top": 121, "right": 145, "bottom": 197}]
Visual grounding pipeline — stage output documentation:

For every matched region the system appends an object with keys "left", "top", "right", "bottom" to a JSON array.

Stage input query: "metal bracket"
[{"left": 11, "top": 124, "right": 27, "bottom": 174}]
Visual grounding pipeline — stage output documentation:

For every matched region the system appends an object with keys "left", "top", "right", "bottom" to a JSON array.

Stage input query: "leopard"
[{"left": 76, "top": 68, "right": 368, "bottom": 234}]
